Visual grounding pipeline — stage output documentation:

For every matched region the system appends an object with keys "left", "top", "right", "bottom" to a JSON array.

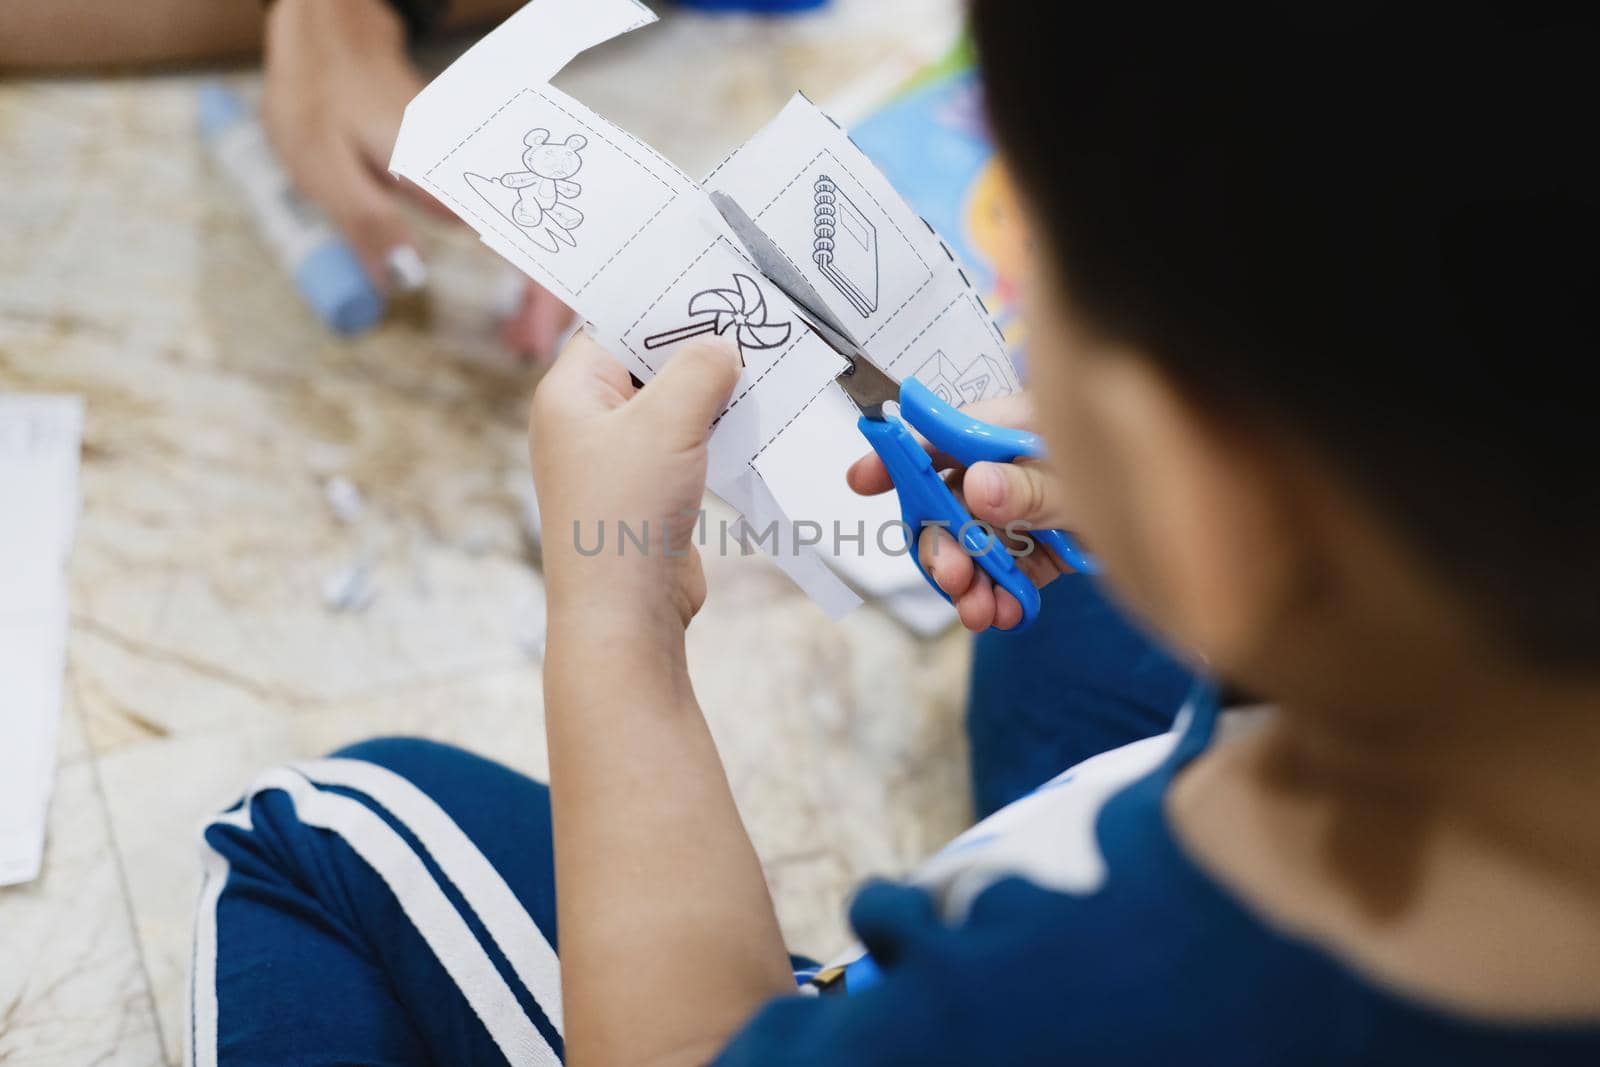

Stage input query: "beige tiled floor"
[
  {"left": 0, "top": 3, "right": 973, "bottom": 1063},
  {"left": 0, "top": 686, "right": 166, "bottom": 1065}
]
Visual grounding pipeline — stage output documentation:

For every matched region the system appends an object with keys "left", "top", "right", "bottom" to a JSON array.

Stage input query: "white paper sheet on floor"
[{"left": 0, "top": 395, "right": 83, "bottom": 886}]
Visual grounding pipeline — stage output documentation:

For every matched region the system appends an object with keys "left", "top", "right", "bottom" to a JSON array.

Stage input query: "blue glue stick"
[{"left": 197, "top": 84, "right": 385, "bottom": 336}]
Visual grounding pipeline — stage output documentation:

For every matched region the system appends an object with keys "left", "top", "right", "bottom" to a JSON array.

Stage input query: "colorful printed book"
[{"left": 851, "top": 40, "right": 1029, "bottom": 354}]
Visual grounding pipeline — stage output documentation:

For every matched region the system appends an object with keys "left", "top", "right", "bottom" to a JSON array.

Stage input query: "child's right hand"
[{"left": 846, "top": 393, "right": 1080, "bottom": 632}]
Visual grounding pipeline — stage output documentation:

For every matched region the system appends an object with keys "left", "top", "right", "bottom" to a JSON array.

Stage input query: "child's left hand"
[{"left": 529, "top": 333, "right": 742, "bottom": 630}]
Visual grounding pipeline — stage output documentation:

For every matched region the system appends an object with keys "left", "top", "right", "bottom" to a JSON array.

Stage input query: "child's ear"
[
  {"left": 564, "top": 134, "right": 588, "bottom": 151},
  {"left": 523, "top": 128, "right": 552, "bottom": 147},
  {"left": 1083, "top": 355, "right": 1305, "bottom": 675}
]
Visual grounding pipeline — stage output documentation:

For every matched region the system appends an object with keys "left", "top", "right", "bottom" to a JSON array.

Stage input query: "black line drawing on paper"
[
  {"left": 643, "top": 273, "right": 792, "bottom": 365},
  {"left": 812, "top": 174, "right": 879, "bottom": 318},
  {"left": 912, "top": 349, "right": 1013, "bottom": 407},
  {"left": 464, "top": 129, "right": 588, "bottom": 254}
]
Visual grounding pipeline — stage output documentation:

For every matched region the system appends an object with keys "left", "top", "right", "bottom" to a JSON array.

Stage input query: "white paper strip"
[{"left": 0, "top": 394, "right": 83, "bottom": 886}]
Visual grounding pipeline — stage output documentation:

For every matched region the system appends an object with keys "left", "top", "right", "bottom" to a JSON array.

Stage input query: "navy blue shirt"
[{"left": 716, "top": 695, "right": 1600, "bottom": 1065}]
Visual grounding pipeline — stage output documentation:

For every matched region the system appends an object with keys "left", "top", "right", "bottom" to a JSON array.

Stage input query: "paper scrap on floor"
[
  {"left": 0, "top": 395, "right": 83, "bottom": 886},
  {"left": 390, "top": 0, "right": 1019, "bottom": 620}
]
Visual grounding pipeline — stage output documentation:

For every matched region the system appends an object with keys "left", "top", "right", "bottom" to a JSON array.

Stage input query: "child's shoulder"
[
  {"left": 1169, "top": 707, "right": 1600, "bottom": 1032},
  {"left": 719, "top": 708, "right": 1600, "bottom": 1066}
]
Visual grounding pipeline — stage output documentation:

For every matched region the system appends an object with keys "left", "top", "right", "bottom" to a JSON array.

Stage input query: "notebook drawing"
[
  {"left": 913, "top": 349, "right": 1013, "bottom": 407},
  {"left": 812, "top": 175, "right": 879, "bottom": 317}
]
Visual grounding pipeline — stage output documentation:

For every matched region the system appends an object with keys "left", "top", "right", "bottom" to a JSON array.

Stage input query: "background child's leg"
[
  {"left": 192, "top": 738, "right": 563, "bottom": 1066},
  {"left": 966, "top": 575, "right": 1197, "bottom": 818}
]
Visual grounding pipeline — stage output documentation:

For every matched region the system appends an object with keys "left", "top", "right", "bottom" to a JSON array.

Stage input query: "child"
[{"left": 190, "top": 6, "right": 1599, "bottom": 1064}]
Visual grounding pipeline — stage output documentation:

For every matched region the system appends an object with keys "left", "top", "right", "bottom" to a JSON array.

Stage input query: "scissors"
[{"left": 711, "top": 193, "right": 1097, "bottom": 630}]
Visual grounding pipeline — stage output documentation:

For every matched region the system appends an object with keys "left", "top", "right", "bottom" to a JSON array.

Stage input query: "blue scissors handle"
[
  {"left": 858, "top": 379, "right": 1098, "bottom": 631},
  {"left": 899, "top": 379, "right": 1097, "bottom": 575}
]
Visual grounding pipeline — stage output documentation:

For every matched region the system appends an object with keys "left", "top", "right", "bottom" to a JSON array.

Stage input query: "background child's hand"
[
  {"left": 263, "top": 0, "right": 575, "bottom": 359},
  {"left": 530, "top": 333, "right": 742, "bottom": 629},
  {"left": 846, "top": 392, "right": 1079, "bottom": 632},
  {"left": 262, "top": 0, "right": 430, "bottom": 288}
]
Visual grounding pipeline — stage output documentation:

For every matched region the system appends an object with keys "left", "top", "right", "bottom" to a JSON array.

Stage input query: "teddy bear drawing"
[{"left": 498, "top": 129, "right": 587, "bottom": 253}]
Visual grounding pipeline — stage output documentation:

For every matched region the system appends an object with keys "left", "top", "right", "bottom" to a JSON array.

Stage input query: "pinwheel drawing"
[{"left": 643, "top": 273, "right": 793, "bottom": 363}]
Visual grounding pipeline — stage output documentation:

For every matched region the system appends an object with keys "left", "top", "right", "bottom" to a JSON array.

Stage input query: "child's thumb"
[
  {"left": 963, "top": 460, "right": 1071, "bottom": 531},
  {"left": 634, "top": 339, "right": 743, "bottom": 446}
]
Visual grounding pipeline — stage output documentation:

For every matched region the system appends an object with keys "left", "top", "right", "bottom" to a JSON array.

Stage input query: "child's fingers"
[
  {"left": 917, "top": 518, "right": 1038, "bottom": 631},
  {"left": 949, "top": 468, "right": 1070, "bottom": 586},
  {"left": 845, "top": 395, "right": 1038, "bottom": 500},
  {"left": 631, "top": 338, "right": 743, "bottom": 450},
  {"left": 918, "top": 526, "right": 974, "bottom": 599},
  {"left": 962, "top": 460, "right": 1073, "bottom": 532},
  {"left": 1012, "top": 538, "right": 1071, "bottom": 585},
  {"left": 292, "top": 133, "right": 418, "bottom": 293},
  {"left": 845, "top": 427, "right": 964, "bottom": 498},
  {"left": 531, "top": 333, "right": 638, "bottom": 427},
  {"left": 991, "top": 586, "right": 1025, "bottom": 631},
  {"left": 846, "top": 448, "right": 965, "bottom": 496},
  {"left": 846, "top": 452, "right": 896, "bottom": 496},
  {"left": 954, "top": 569, "right": 998, "bottom": 632}
]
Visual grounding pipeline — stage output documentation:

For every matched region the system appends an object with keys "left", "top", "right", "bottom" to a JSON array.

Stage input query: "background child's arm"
[{"left": 532, "top": 334, "right": 795, "bottom": 1066}]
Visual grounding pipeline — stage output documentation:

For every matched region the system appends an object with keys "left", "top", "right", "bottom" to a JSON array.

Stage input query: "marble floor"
[{"left": 0, "top": 2, "right": 976, "bottom": 1063}]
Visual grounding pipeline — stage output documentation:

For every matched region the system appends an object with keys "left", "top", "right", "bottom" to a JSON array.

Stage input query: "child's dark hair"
[{"left": 972, "top": 6, "right": 1595, "bottom": 669}]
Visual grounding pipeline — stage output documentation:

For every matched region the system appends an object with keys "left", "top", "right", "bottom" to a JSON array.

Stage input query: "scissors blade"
[
  {"left": 833, "top": 351, "right": 900, "bottom": 420},
  {"left": 711, "top": 191, "right": 854, "bottom": 340},
  {"left": 710, "top": 190, "right": 899, "bottom": 419}
]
